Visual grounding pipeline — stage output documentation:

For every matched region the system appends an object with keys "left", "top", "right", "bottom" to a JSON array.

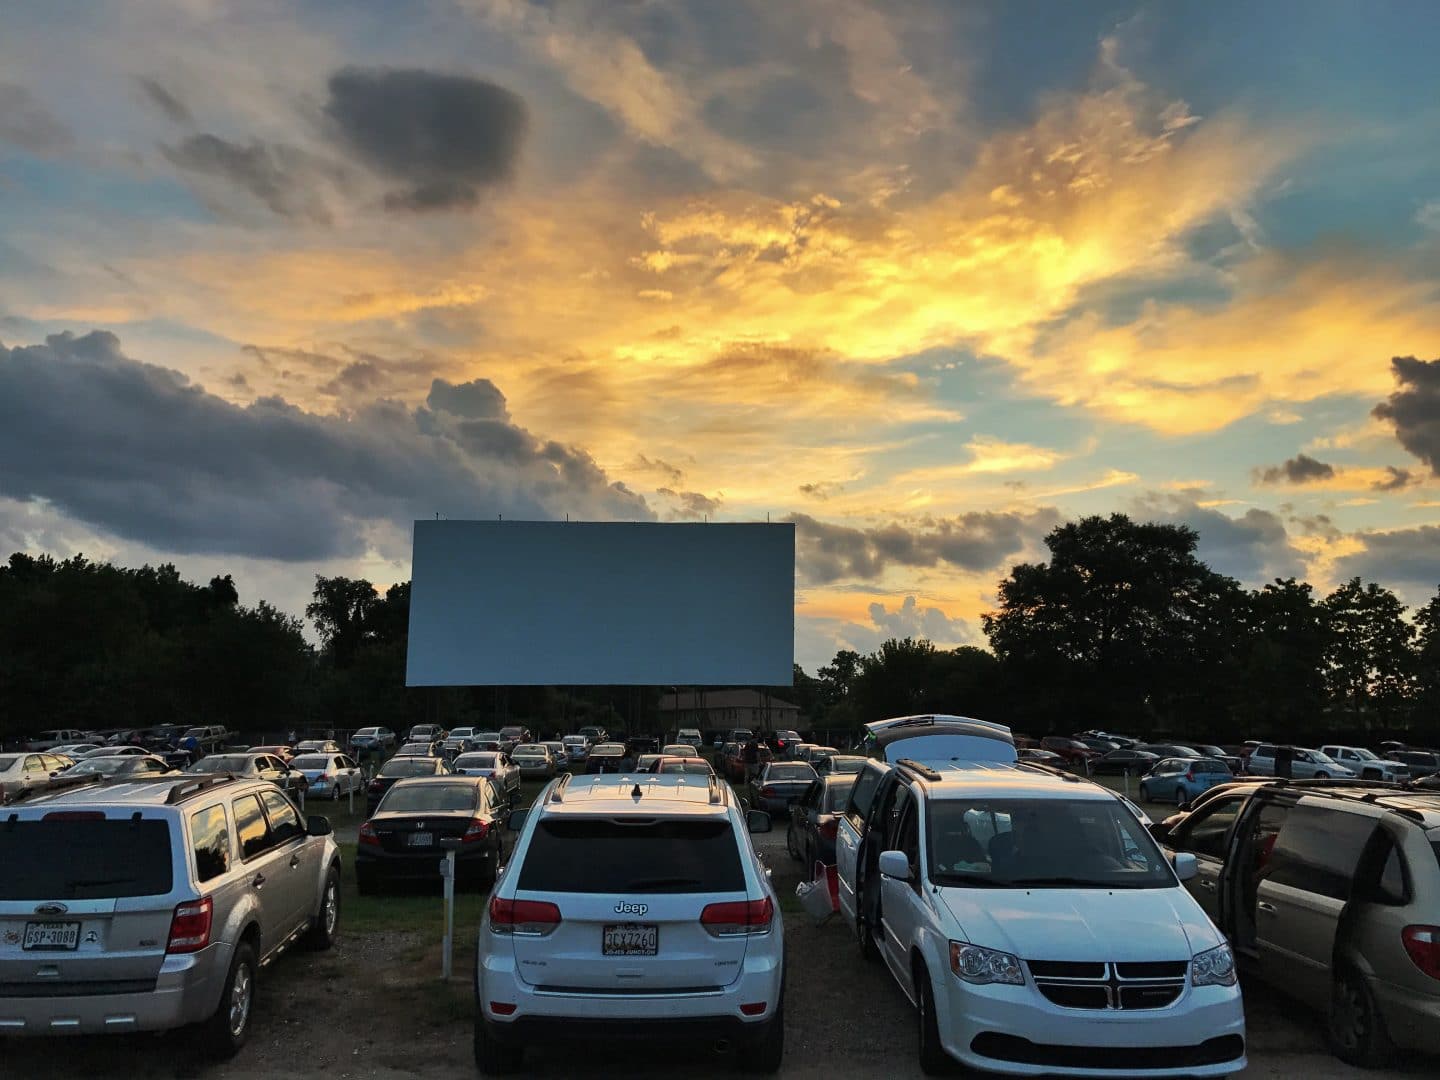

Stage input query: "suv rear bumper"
[
  {"left": 0, "top": 946, "right": 230, "bottom": 1037},
  {"left": 482, "top": 1012, "right": 775, "bottom": 1048}
]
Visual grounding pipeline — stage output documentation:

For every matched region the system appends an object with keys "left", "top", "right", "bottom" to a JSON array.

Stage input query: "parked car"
[
  {"left": 577, "top": 724, "right": 608, "bottom": 743},
  {"left": 769, "top": 729, "right": 802, "bottom": 754},
  {"left": 1039, "top": 735, "right": 1096, "bottom": 765},
  {"left": 356, "top": 776, "right": 506, "bottom": 894},
  {"left": 1190, "top": 744, "right": 1246, "bottom": 774},
  {"left": 746, "top": 761, "right": 820, "bottom": 815},
  {"left": 1157, "top": 779, "right": 1440, "bottom": 1066},
  {"left": 24, "top": 729, "right": 88, "bottom": 751},
  {"left": 366, "top": 754, "right": 453, "bottom": 812},
  {"left": 844, "top": 751, "right": 1244, "bottom": 1076},
  {"left": 715, "top": 741, "right": 746, "bottom": 783},
  {"left": 1016, "top": 747, "right": 1065, "bottom": 766},
  {"left": 726, "top": 728, "right": 756, "bottom": 746},
  {"left": 541, "top": 740, "right": 569, "bottom": 768},
  {"left": 647, "top": 756, "right": 715, "bottom": 776},
  {"left": 673, "top": 727, "right": 704, "bottom": 752},
  {"left": 396, "top": 740, "right": 444, "bottom": 758},
  {"left": 1077, "top": 736, "right": 1122, "bottom": 753},
  {"left": 786, "top": 741, "right": 816, "bottom": 762},
  {"left": 294, "top": 740, "right": 342, "bottom": 755},
  {"left": 498, "top": 726, "right": 531, "bottom": 754},
  {"left": 787, "top": 775, "right": 856, "bottom": 868},
  {"left": 441, "top": 728, "right": 478, "bottom": 756},
  {"left": 1318, "top": 745, "right": 1411, "bottom": 782},
  {"left": 1090, "top": 748, "right": 1160, "bottom": 775},
  {"left": 1246, "top": 744, "right": 1355, "bottom": 779},
  {"left": 803, "top": 746, "right": 839, "bottom": 769},
  {"left": 1389, "top": 749, "right": 1440, "bottom": 778},
  {"left": 561, "top": 734, "right": 590, "bottom": 763},
  {"left": 451, "top": 751, "right": 521, "bottom": 801},
  {"left": 185, "top": 752, "right": 309, "bottom": 799},
  {"left": 81, "top": 744, "right": 150, "bottom": 758},
  {"left": 1139, "top": 757, "right": 1234, "bottom": 805},
  {"left": 813, "top": 754, "right": 866, "bottom": 776},
  {"left": 64, "top": 753, "right": 177, "bottom": 779},
  {"left": 0, "top": 752, "right": 92, "bottom": 803},
  {"left": 407, "top": 724, "right": 447, "bottom": 744},
  {"left": 474, "top": 772, "right": 783, "bottom": 1073},
  {"left": 181, "top": 726, "right": 231, "bottom": 753},
  {"left": 1133, "top": 743, "right": 1203, "bottom": 760},
  {"left": 248, "top": 744, "right": 296, "bottom": 763},
  {"left": 511, "top": 743, "right": 557, "bottom": 780},
  {"left": 625, "top": 735, "right": 660, "bottom": 758},
  {"left": 349, "top": 726, "right": 396, "bottom": 755},
  {"left": 584, "top": 742, "right": 630, "bottom": 775},
  {"left": 660, "top": 743, "right": 699, "bottom": 758},
  {"left": 0, "top": 772, "right": 340, "bottom": 1057},
  {"left": 289, "top": 753, "right": 364, "bottom": 800},
  {"left": 50, "top": 742, "right": 102, "bottom": 758},
  {"left": 634, "top": 753, "right": 664, "bottom": 773}
]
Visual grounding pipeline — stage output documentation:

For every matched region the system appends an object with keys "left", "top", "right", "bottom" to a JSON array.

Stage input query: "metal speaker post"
[{"left": 439, "top": 837, "right": 461, "bottom": 979}]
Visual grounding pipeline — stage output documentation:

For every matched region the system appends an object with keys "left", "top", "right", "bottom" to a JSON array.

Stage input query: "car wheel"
[
  {"left": 473, "top": 1015, "right": 523, "bottom": 1074},
  {"left": 1315, "top": 772, "right": 1329, "bottom": 779},
  {"left": 1175, "top": 786, "right": 1187, "bottom": 806},
  {"left": 1329, "top": 964, "right": 1392, "bottom": 1067},
  {"left": 737, "top": 997, "right": 784, "bottom": 1074},
  {"left": 304, "top": 866, "right": 340, "bottom": 950},
  {"left": 785, "top": 821, "right": 802, "bottom": 862},
  {"left": 200, "top": 940, "right": 256, "bottom": 1060},
  {"left": 913, "top": 959, "right": 951, "bottom": 1075}
]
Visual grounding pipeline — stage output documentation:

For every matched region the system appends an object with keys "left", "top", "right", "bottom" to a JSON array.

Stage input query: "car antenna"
[{"left": 631, "top": 783, "right": 643, "bottom": 800}]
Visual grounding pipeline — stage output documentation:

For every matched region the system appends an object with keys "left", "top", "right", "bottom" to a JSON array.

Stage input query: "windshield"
[
  {"left": 291, "top": 755, "right": 331, "bottom": 769},
  {"left": 927, "top": 798, "right": 1175, "bottom": 890},
  {"left": 378, "top": 783, "right": 477, "bottom": 814},
  {"left": 1348, "top": 748, "right": 1380, "bottom": 761},
  {"left": 767, "top": 764, "right": 818, "bottom": 781},
  {"left": 69, "top": 758, "right": 128, "bottom": 775},
  {"left": 355, "top": 728, "right": 379, "bottom": 736},
  {"left": 455, "top": 754, "right": 497, "bottom": 769},
  {"left": 379, "top": 758, "right": 439, "bottom": 777}
]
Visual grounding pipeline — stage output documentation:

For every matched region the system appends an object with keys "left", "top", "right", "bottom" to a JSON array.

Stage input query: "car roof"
[
  {"left": 536, "top": 773, "right": 729, "bottom": 816},
  {"left": 13, "top": 774, "right": 251, "bottom": 810},
  {"left": 896, "top": 759, "right": 1118, "bottom": 801}
]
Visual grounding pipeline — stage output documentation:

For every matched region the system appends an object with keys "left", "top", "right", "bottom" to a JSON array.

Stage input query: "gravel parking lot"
[{"left": 5, "top": 776, "right": 1435, "bottom": 1079}]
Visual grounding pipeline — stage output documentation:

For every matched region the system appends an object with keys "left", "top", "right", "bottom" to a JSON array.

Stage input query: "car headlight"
[
  {"left": 949, "top": 941, "right": 1025, "bottom": 985},
  {"left": 1191, "top": 943, "right": 1237, "bottom": 987}
]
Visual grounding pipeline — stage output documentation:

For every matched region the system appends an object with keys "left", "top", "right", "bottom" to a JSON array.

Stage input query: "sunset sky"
[{"left": 4, "top": 0, "right": 1440, "bottom": 671}]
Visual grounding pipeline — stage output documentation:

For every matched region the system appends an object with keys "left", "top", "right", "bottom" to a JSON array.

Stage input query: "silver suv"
[
  {"left": 474, "top": 772, "right": 784, "bottom": 1073},
  {"left": 0, "top": 773, "right": 341, "bottom": 1057}
]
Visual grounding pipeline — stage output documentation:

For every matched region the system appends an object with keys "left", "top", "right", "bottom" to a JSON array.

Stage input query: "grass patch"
[{"left": 335, "top": 840, "right": 492, "bottom": 936}]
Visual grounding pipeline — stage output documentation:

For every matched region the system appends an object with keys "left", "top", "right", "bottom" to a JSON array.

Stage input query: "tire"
[
  {"left": 200, "top": 940, "right": 256, "bottom": 1060},
  {"left": 913, "top": 959, "right": 951, "bottom": 1076},
  {"left": 738, "top": 999, "right": 784, "bottom": 1073},
  {"left": 1329, "top": 964, "right": 1393, "bottom": 1067},
  {"left": 1175, "top": 786, "right": 1187, "bottom": 806},
  {"left": 785, "top": 822, "right": 802, "bottom": 862},
  {"left": 1315, "top": 772, "right": 1329, "bottom": 780},
  {"left": 303, "top": 867, "right": 340, "bottom": 950},
  {"left": 473, "top": 1016, "right": 523, "bottom": 1074}
]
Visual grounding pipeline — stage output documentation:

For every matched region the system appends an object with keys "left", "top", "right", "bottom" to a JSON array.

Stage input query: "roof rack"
[
  {"left": 164, "top": 774, "right": 236, "bottom": 804},
  {"left": 894, "top": 758, "right": 942, "bottom": 781},
  {"left": 707, "top": 773, "right": 723, "bottom": 804},
  {"left": 546, "top": 772, "right": 574, "bottom": 804},
  {"left": 1016, "top": 761, "right": 1083, "bottom": 783}
]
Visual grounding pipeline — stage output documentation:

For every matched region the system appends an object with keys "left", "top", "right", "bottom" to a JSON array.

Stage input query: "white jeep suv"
[
  {"left": 855, "top": 759, "right": 1246, "bottom": 1076},
  {"left": 473, "top": 772, "right": 784, "bottom": 1073}
]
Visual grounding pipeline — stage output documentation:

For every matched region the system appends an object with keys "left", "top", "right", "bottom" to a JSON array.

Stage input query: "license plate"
[
  {"left": 407, "top": 832, "right": 433, "bottom": 847},
  {"left": 23, "top": 921, "right": 81, "bottom": 951},
  {"left": 603, "top": 923, "right": 658, "bottom": 956}
]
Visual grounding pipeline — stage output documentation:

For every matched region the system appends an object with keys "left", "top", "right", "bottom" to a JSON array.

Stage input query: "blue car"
[{"left": 1139, "top": 757, "right": 1233, "bottom": 805}]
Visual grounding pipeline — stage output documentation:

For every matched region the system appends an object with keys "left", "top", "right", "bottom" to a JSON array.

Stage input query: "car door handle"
[
  {"left": 252, "top": 873, "right": 266, "bottom": 888},
  {"left": 1257, "top": 901, "right": 1277, "bottom": 915}
]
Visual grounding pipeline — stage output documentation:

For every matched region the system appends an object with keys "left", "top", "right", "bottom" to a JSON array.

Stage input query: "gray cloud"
[
  {"left": 1334, "top": 526, "right": 1440, "bottom": 596},
  {"left": 0, "top": 331, "right": 651, "bottom": 561},
  {"left": 1372, "top": 466, "right": 1416, "bottom": 492},
  {"left": 0, "top": 82, "right": 72, "bottom": 153},
  {"left": 1254, "top": 453, "right": 1335, "bottom": 486},
  {"left": 787, "top": 508, "right": 1060, "bottom": 584},
  {"left": 324, "top": 68, "right": 527, "bottom": 212},
  {"left": 137, "top": 77, "right": 193, "bottom": 126},
  {"left": 630, "top": 455, "right": 685, "bottom": 485},
  {"left": 798, "top": 481, "right": 844, "bottom": 500},
  {"left": 1131, "top": 493, "right": 1304, "bottom": 582},
  {"left": 161, "top": 134, "right": 339, "bottom": 223},
  {"left": 1373, "top": 356, "right": 1440, "bottom": 475},
  {"left": 656, "top": 488, "right": 721, "bottom": 520}
]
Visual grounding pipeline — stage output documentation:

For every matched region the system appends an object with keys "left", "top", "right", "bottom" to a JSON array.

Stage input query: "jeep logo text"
[{"left": 614, "top": 901, "right": 649, "bottom": 917}]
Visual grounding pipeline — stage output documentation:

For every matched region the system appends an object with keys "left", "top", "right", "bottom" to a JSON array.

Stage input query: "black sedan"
[
  {"left": 1089, "top": 748, "right": 1160, "bottom": 775},
  {"left": 356, "top": 776, "right": 506, "bottom": 894},
  {"left": 585, "top": 743, "right": 630, "bottom": 774},
  {"left": 365, "top": 754, "right": 453, "bottom": 812},
  {"left": 746, "top": 761, "right": 819, "bottom": 815},
  {"left": 787, "top": 775, "right": 856, "bottom": 868}
]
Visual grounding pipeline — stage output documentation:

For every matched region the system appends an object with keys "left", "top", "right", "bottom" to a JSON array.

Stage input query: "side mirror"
[
  {"left": 1177, "top": 800, "right": 1192, "bottom": 812},
  {"left": 878, "top": 849, "right": 912, "bottom": 880},
  {"left": 1147, "top": 821, "right": 1172, "bottom": 844},
  {"left": 1172, "top": 851, "right": 1198, "bottom": 882},
  {"left": 746, "top": 810, "right": 772, "bottom": 834},
  {"left": 306, "top": 815, "right": 333, "bottom": 837},
  {"left": 507, "top": 808, "right": 529, "bottom": 832}
]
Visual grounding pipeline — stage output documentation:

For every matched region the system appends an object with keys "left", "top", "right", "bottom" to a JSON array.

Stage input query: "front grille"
[
  {"left": 1027, "top": 959, "right": 1187, "bottom": 1011},
  {"left": 0, "top": 979, "right": 157, "bottom": 998},
  {"left": 971, "top": 1032, "right": 1245, "bottom": 1069}
]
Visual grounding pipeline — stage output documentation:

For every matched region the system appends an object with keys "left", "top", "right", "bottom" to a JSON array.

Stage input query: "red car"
[{"left": 1039, "top": 736, "right": 1097, "bottom": 766}]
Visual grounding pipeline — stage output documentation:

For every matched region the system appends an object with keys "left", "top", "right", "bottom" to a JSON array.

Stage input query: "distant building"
[{"left": 658, "top": 690, "right": 800, "bottom": 734}]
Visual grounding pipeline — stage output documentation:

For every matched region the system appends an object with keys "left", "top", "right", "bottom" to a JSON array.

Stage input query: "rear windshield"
[
  {"left": 825, "top": 780, "right": 857, "bottom": 812},
  {"left": 518, "top": 818, "right": 744, "bottom": 894},
  {"left": 826, "top": 757, "right": 865, "bottom": 774},
  {"left": 0, "top": 756, "right": 15, "bottom": 769},
  {"left": 291, "top": 755, "right": 330, "bottom": 769},
  {"left": 200, "top": 755, "right": 253, "bottom": 772},
  {"left": 592, "top": 744, "right": 625, "bottom": 755},
  {"left": 455, "top": 754, "right": 497, "bottom": 769},
  {"left": 768, "top": 764, "right": 817, "bottom": 781},
  {"left": 379, "top": 783, "right": 477, "bottom": 813},
  {"left": 514, "top": 745, "right": 546, "bottom": 754},
  {"left": 658, "top": 761, "right": 712, "bottom": 775},
  {"left": 380, "top": 757, "right": 439, "bottom": 777},
  {"left": 0, "top": 820, "right": 173, "bottom": 899}
]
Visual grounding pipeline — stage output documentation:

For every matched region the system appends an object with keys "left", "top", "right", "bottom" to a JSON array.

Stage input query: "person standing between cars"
[{"left": 743, "top": 739, "right": 760, "bottom": 782}]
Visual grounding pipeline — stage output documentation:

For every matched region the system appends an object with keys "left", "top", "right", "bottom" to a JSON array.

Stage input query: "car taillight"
[
  {"left": 167, "top": 896, "right": 213, "bottom": 954},
  {"left": 369, "top": 779, "right": 384, "bottom": 791},
  {"left": 358, "top": 821, "right": 381, "bottom": 847},
  {"left": 463, "top": 818, "right": 490, "bottom": 843},
  {"left": 819, "top": 819, "right": 839, "bottom": 840},
  {"left": 1402, "top": 926, "right": 1440, "bottom": 980},
  {"left": 761, "top": 786, "right": 776, "bottom": 797},
  {"left": 700, "top": 898, "right": 774, "bottom": 937},
  {"left": 489, "top": 896, "right": 561, "bottom": 936},
  {"left": 1186, "top": 770, "right": 1195, "bottom": 782},
  {"left": 318, "top": 773, "right": 330, "bottom": 781}
]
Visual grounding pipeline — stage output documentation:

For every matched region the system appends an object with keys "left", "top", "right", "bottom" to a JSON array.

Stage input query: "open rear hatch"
[{"left": 863, "top": 714, "right": 1016, "bottom": 765}]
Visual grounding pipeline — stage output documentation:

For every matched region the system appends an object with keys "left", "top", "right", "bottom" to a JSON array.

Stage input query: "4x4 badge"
[{"left": 614, "top": 901, "right": 649, "bottom": 917}]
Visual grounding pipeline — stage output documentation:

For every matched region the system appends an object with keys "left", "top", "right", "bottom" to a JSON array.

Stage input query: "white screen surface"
[{"left": 406, "top": 520, "right": 794, "bottom": 686}]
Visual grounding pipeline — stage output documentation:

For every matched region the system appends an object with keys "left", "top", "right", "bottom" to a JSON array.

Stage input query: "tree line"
[{"left": 1, "top": 513, "right": 1437, "bottom": 744}]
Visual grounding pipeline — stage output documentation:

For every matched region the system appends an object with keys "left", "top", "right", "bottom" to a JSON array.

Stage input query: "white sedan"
[
  {"left": 290, "top": 752, "right": 365, "bottom": 799},
  {"left": 452, "top": 751, "right": 522, "bottom": 800}
]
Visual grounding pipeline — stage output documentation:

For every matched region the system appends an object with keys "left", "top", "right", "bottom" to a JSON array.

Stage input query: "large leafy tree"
[
  {"left": 1238, "top": 579, "right": 1331, "bottom": 736},
  {"left": 1414, "top": 587, "right": 1440, "bottom": 730},
  {"left": 1321, "top": 578, "right": 1415, "bottom": 725}
]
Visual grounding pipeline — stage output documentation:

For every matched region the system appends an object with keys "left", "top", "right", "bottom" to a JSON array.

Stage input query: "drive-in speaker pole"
[{"left": 439, "top": 837, "right": 461, "bottom": 979}]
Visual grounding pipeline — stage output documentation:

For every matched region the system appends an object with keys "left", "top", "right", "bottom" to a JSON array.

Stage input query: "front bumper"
[
  {"left": 0, "top": 946, "right": 230, "bottom": 1037},
  {"left": 938, "top": 973, "right": 1246, "bottom": 1077}
]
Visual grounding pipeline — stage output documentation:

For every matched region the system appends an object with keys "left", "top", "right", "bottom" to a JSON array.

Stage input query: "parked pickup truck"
[
  {"left": 1152, "top": 778, "right": 1440, "bottom": 1068},
  {"left": 180, "top": 725, "right": 231, "bottom": 753}
]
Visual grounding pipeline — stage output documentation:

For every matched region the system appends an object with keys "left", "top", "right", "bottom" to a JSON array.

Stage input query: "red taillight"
[
  {"left": 1402, "top": 925, "right": 1440, "bottom": 980},
  {"left": 761, "top": 786, "right": 776, "bottom": 797},
  {"left": 489, "top": 896, "right": 561, "bottom": 936},
  {"left": 358, "top": 821, "right": 381, "bottom": 847},
  {"left": 167, "top": 896, "right": 213, "bottom": 954},
  {"left": 463, "top": 818, "right": 490, "bottom": 843},
  {"left": 819, "top": 819, "right": 839, "bottom": 840},
  {"left": 739, "top": 1002, "right": 767, "bottom": 1016},
  {"left": 369, "top": 779, "right": 383, "bottom": 791},
  {"left": 1186, "top": 770, "right": 1195, "bottom": 782},
  {"left": 318, "top": 773, "right": 330, "bottom": 781},
  {"left": 489, "top": 1001, "right": 517, "bottom": 1016},
  {"left": 700, "top": 898, "right": 774, "bottom": 937}
]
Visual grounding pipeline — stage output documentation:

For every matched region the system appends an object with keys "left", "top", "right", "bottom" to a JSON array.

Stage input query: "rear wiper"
[{"left": 624, "top": 877, "right": 703, "bottom": 890}]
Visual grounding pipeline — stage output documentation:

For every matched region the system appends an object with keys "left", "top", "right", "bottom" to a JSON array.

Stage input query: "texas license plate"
[
  {"left": 603, "top": 923, "right": 658, "bottom": 956},
  {"left": 23, "top": 921, "right": 80, "bottom": 951},
  {"left": 407, "top": 832, "right": 433, "bottom": 847}
]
